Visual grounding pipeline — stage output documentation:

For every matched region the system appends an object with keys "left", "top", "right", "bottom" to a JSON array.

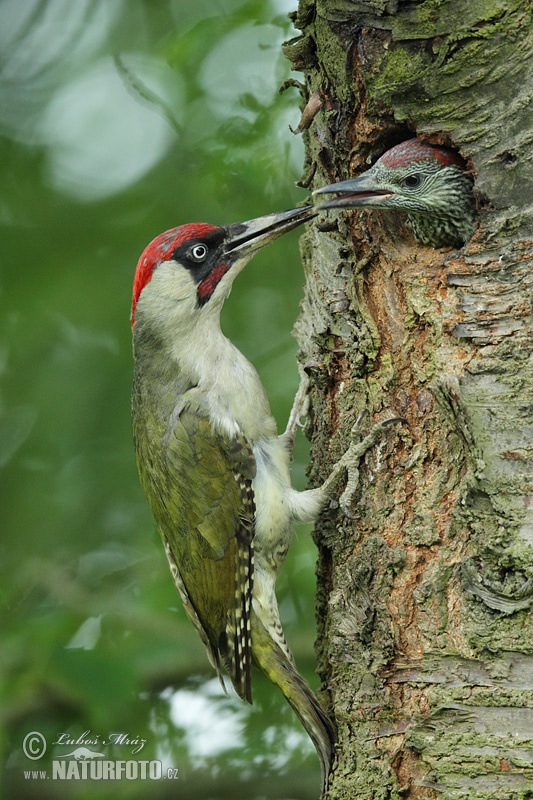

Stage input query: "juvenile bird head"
[
  {"left": 131, "top": 206, "right": 315, "bottom": 331},
  {"left": 314, "top": 139, "right": 476, "bottom": 248}
]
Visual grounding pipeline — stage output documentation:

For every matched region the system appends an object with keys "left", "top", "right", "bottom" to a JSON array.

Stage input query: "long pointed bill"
[
  {"left": 224, "top": 205, "right": 316, "bottom": 257},
  {"left": 313, "top": 174, "right": 393, "bottom": 209}
]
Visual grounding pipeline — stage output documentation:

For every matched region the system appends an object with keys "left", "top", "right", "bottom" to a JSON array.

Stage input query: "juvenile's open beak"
[
  {"left": 313, "top": 175, "right": 393, "bottom": 209},
  {"left": 225, "top": 205, "right": 316, "bottom": 257}
]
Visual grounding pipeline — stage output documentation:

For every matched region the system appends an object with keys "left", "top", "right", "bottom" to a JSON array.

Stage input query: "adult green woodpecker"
[
  {"left": 132, "top": 205, "right": 401, "bottom": 790},
  {"left": 314, "top": 138, "right": 476, "bottom": 248},
  {"left": 133, "top": 205, "right": 384, "bottom": 792}
]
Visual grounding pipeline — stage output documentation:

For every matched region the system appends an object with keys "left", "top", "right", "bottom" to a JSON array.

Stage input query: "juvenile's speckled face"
[
  {"left": 314, "top": 139, "right": 476, "bottom": 248},
  {"left": 357, "top": 160, "right": 473, "bottom": 216}
]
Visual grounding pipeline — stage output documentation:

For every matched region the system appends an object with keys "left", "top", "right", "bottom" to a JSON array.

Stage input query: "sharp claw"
[
  {"left": 320, "top": 414, "right": 406, "bottom": 515},
  {"left": 354, "top": 410, "right": 368, "bottom": 429},
  {"left": 339, "top": 497, "right": 357, "bottom": 520}
]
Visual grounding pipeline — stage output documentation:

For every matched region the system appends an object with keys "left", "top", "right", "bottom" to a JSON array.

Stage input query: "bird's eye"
[
  {"left": 189, "top": 244, "right": 208, "bottom": 262},
  {"left": 403, "top": 174, "right": 421, "bottom": 188}
]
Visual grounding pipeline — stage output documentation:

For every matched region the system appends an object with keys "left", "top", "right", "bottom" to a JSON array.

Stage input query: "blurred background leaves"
[{"left": 0, "top": 0, "right": 323, "bottom": 797}]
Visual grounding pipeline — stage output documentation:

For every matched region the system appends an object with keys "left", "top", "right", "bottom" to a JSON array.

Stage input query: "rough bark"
[{"left": 283, "top": 1, "right": 533, "bottom": 798}]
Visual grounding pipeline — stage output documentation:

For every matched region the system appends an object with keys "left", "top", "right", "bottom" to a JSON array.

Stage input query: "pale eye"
[
  {"left": 190, "top": 244, "right": 208, "bottom": 261},
  {"left": 403, "top": 174, "right": 421, "bottom": 188}
]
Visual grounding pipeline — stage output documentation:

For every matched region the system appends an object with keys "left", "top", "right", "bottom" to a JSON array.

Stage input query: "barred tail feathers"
[
  {"left": 224, "top": 535, "right": 253, "bottom": 704},
  {"left": 224, "top": 454, "right": 255, "bottom": 704},
  {"left": 251, "top": 612, "right": 336, "bottom": 795}
]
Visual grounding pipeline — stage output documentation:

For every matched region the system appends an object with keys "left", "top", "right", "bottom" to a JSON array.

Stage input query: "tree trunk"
[{"left": 283, "top": 1, "right": 533, "bottom": 797}]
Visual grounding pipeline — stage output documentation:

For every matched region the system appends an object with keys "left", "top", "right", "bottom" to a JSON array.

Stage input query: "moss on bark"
[{"left": 284, "top": 1, "right": 533, "bottom": 797}]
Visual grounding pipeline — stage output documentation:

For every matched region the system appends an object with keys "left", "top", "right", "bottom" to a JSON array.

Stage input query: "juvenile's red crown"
[{"left": 380, "top": 139, "right": 464, "bottom": 170}]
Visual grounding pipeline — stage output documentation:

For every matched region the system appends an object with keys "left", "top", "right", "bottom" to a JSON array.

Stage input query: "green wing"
[{"left": 143, "top": 404, "right": 256, "bottom": 702}]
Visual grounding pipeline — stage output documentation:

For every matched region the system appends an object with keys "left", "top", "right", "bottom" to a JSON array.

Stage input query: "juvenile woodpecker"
[{"left": 314, "top": 138, "right": 476, "bottom": 248}]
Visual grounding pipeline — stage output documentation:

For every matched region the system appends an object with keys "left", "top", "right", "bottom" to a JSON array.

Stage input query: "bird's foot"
[
  {"left": 280, "top": 367, "right": 311, "bottom": 454},
  {"left": 321, "top": 414, "right": 404, "bottom": 518}
]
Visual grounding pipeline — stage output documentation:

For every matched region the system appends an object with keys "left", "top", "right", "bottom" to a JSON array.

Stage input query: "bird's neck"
[
  {"left": 133, "top": 313, "right": 277, "bottom": 442},
  {"left": 406, "top": 207, "right": 475, "bottom": 249}
]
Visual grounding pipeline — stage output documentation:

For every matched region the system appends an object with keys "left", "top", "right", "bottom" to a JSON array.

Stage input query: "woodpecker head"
[
  {"left": 314, "top": 139, "right": 476, "bottom": 248},
  {"left": 131, "top": 206, "right": 315, "bottom": 333}
]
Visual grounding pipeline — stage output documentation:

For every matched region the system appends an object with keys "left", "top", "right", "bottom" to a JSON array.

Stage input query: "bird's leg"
[
  {"left": 320, "top": 415, "right": 404, "bottom": 518},
  {"left": 280, "top": 366, "right": 310, "bottom": 455}
]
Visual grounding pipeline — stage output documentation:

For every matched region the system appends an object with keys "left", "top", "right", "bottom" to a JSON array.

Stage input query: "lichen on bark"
[{"left": 284, "top": 1, "right": 533, "bottom": 797}]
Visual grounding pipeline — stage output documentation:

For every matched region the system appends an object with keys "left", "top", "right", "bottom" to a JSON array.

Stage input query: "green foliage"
[{"left": 0, "top": 0, "right": 321, "bottom": 796}]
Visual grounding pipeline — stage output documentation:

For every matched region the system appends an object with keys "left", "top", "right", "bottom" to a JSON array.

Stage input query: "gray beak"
[
  {"left": 313, "top": 174, "right": 393, "bottom": 209},
  {"left": 225, "top": 205, "right": 316, "bottom": 256}
]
